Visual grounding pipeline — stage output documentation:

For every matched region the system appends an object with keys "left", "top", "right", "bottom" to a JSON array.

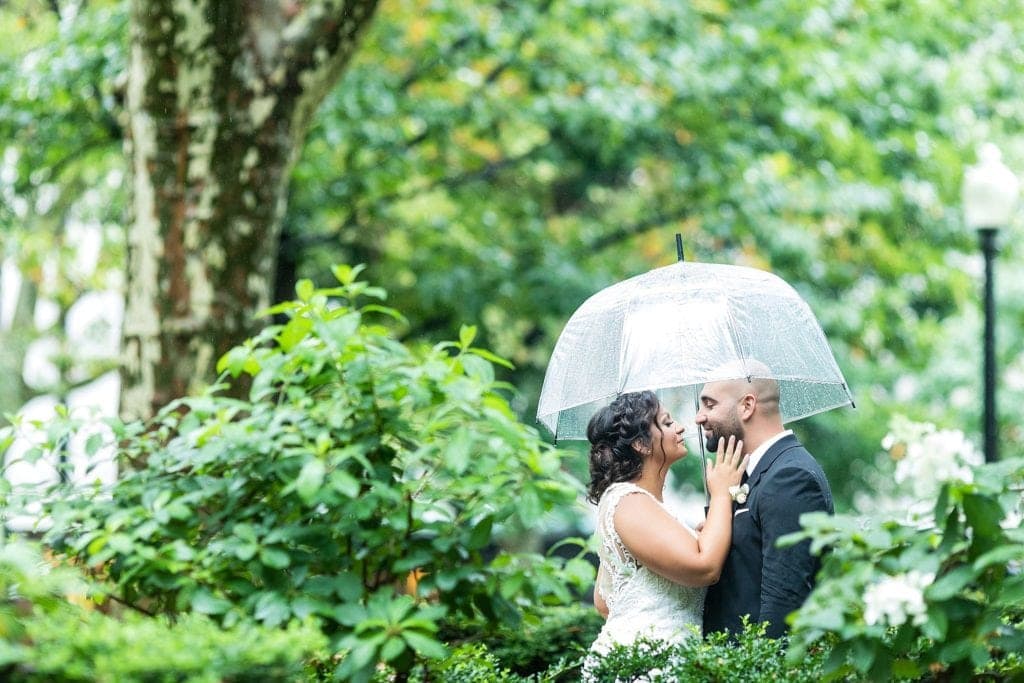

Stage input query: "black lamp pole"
[
  {"left": 979, "top": 227, "right": 999, "bottom": 463},
  {"left": 964, "top": 143, "right": 1018, "bottom": 461}
]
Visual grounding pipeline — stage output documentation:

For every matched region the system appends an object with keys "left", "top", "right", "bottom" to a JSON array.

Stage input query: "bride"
[{"left": 585, "top": 390, "right": 746, "bottom": 663}]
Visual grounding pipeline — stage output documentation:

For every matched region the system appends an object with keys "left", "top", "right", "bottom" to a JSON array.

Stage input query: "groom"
[{"left": 696, "top": 365, "right": 834, "bottom": 639}]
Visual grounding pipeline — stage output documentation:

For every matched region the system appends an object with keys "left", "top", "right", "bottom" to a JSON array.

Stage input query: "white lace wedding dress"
[{"left": 587, "top": 482, "right": 706, "bottom": 664}]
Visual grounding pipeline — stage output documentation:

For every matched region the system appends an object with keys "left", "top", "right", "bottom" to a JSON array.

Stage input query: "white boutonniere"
[{"left": 729, "top": 483, "right": 749, "bottom": 504}]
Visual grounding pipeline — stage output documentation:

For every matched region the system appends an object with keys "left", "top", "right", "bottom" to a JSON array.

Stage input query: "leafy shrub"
[
  {"left": 19, "top": 265, "right": 586, "bottom": 682},
  {"left": 586, "top": 620, "right": 830, "bottom": 682},
  {"left": 786, "top": 419, "right": 1024, "bottom": 681},
  {"left": 378, "top": 619, "right": 834, "bottom": 682},
  {"left": 387, "top": 616, "right": 832, "bottom": 683},
  {"left": 432, "top": 602, "right": 601, "bottom": 679},
  {"left": 0, "top": 537, "right": 324, "bottom": 682},
  {"left": 400, "top": 643, "right": 524, "bottom": 683},
  {"left": 471, "top": 603, "right": 602, "bottom": 676}
]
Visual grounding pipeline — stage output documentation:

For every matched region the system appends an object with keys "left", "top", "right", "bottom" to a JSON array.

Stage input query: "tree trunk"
[
  {"left": 121, "top": 0, "right": 378, "bottom": 420},
  {"left": 0, "top": 273, "right": 36, "bottom": 426}
]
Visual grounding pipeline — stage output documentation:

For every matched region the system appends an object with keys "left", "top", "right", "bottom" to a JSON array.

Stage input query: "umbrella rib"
[{"left": 721, "top": 292, "right": 752, "bottom": 378}]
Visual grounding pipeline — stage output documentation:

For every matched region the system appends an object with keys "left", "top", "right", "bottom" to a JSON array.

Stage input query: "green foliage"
[
  {"left": 786, "top": 425, "right": 1024, "bottom": 680},
  {"left": 390, "top": 612, "right": 828, "bottom": 682},
  {"left": 479, "top": 603, "right": 602, "bottom": 676},
  {"left": 439, "top": 602, "right": 602, "bottom": 677},
  {"left": 586, "top": 620, "right": 830, "bottom": 683},
  {"left": 285, "top": 0, "right": 1024, "bottom": 505},
  {"left": 397, "top": 644, "right": 524, "bottom": 683},
  {"left": 0, "top": 0, "right": 126, "bottom": 287},
  {"left": 5, "top": 0, "right": 1024, "bottom": 512},
  {"left": 0, "top": 537, "right": 324, "bottom": 682},
  {"left": 396, "top": 641, "right": 582, "bottom": 683},
  {"left": 0, "top": 0, "right": 126, "bottom": 422},
  {"left": 37, "top": 266, "right": 585, "bottom": 682}
]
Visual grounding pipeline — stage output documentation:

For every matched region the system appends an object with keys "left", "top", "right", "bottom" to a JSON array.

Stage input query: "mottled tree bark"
[
  {"left": 0, "top": 277, "right": 36, "bottom": 426},
  {"left": 122, "top": 0, "right": 378, "bottom": 419}
]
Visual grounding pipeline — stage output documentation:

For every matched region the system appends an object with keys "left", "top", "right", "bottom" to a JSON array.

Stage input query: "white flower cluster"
[
  {"left": 863, "top": 570, "right": 935, "bottom": 627},
  {"left": 728, "top": 483, "right": 749, "bottom": 504},
  {"left": 887, "top": 421, "right": 983, "bottom": 500}
]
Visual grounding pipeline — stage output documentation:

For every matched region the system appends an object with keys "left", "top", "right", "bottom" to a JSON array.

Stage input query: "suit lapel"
[{"left": 748, "top": 433, "right": 801, "bottom": 489}]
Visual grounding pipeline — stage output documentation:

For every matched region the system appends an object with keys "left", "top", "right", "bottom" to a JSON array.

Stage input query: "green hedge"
[
  {"left": 436, "top": 603, "right": 602, "bottom": 678},
  {"left": 0, "top": 538, "right": 325, "bottom": 682},
  {"left": 382, "top": 610, "right": 830, "bottom": 682}
]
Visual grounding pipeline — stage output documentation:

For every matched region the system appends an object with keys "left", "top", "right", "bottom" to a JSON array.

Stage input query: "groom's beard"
[
  {"left": 704, "top": 430, "right": 721, "bottom": 453},
  {"left": 703, "top": 419, "right": 744, "bottom": 453}
]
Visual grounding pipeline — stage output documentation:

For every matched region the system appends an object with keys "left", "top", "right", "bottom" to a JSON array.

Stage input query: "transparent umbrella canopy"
[{"left": 537, "top": 261, "right": 854, "bottom": 441}]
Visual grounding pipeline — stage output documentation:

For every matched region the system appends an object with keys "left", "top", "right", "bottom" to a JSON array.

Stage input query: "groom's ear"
[{"left": 739, "top": 393, "right": 757, "bottom": 419}]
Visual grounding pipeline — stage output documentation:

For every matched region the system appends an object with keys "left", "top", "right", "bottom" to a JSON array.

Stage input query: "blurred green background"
[{"left": 2, "top": 0, "right": 1023, "bottom": 515}]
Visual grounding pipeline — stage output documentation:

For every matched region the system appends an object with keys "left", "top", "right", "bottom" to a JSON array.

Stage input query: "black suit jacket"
[{"left": 703, "top": 433, "right": 833, "bottom": 638}]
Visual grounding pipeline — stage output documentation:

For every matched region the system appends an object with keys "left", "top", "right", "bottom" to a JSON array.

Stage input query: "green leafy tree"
[
  {"left": 0, "top": 1, "right": 125, "bottom": 423},
  {"left": 286, "top": 0, "right": 1024, "bottom": 503},
  {"left": 5, "top": 0, "right": 1024, "bottom": 511}
]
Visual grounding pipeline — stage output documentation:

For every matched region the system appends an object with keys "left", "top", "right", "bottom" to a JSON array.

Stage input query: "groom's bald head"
[
  {"left": 696, "top": 359, "right": 785, "bottom": 453},
  {"left": 704, "top": 360, "right": 781, "bottom": 418}
]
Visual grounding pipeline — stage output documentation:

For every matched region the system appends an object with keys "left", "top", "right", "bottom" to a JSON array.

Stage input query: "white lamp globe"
[{"left": 962, "top": 143, "right": 1020, "bottom": 230}]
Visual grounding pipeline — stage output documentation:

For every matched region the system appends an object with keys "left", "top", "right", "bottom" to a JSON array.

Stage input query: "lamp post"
[{"left": 962, "top": 143, "right": 1020, "bottom": 463}]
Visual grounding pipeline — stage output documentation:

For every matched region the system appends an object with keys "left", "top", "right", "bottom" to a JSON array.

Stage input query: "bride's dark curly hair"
[{"left": 586, "top": 390, "right": 661, "bottom": 504}]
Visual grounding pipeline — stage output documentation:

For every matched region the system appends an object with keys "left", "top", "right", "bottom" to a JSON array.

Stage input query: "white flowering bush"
[
  {"left": 862, "top": 570, "right": 934, "bottom": 628},
  {"left": 785, "top": 418, "right": 1024, "bottom": 681},
  {"left": 886, "top": 415, "right": 983, "bottom": 500}
]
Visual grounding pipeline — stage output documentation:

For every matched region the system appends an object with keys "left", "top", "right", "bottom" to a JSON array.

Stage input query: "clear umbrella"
[{"left": 537, "top": 260, "right": 854, "bottom": 443}]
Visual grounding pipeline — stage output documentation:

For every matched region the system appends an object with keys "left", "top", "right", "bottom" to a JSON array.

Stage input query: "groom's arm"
[{"left": 758, "top": 466, "right": 829, "bottom": 638}]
